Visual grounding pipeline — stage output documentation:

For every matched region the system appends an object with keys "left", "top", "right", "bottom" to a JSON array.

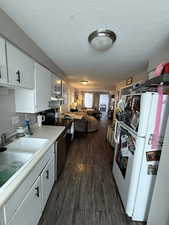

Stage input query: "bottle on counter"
[{"left": 24, "top": 120, "right": 33, "bottom": 136}]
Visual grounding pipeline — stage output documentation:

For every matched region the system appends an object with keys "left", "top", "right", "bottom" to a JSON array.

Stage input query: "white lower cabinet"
[
  {"left": 8, "top": 177, "right": 42, "bottom": 225},
  {"left": 3, "top": 144, "right": 55, "bottom": 225},
  {"left": 41, "top": 157, "right": 55, "bottom": 211}
]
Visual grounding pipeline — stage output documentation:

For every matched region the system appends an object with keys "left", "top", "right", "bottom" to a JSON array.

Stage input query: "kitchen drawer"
[
  {"left": 7, "top": 177, "right": 41, "bottom": 225},
  {"left": 3, "top": 144, "right": 54, "bottom": 224}
]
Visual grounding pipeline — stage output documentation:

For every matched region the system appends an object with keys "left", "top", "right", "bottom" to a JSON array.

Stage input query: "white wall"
[
  {"left": 0, "top": 87, "right": 36, "bottom": 137},
  {"left": 147, "top": 117, "right": 169, "bottom": 225},
  {"left": 148, "top": 41, "right": 169, "bottom": 72},
  {"left": 116, "top": 72, "right": 148, "bottom": 92},
  {"left": 0, "top": 8, "right": 65, "bottom": 79}
]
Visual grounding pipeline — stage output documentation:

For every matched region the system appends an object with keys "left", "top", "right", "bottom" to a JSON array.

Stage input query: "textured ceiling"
[{"left": 0, "top": 0, "right": 169, "bottom": 91}]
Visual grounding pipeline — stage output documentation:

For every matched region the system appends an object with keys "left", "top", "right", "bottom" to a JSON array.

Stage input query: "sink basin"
[
  {"left": 7, "top": 137, "right": 49, "bottom": 153},
  {"left": 0, "top": 151, "right": 32, "bottom": 187},
  {"left": 0, "top": 138, "right": 49, "bottom": 188}
]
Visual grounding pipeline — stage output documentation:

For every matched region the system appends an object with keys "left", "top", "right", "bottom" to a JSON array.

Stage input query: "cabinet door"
[
  {"left": 8, "top": 177, "right": 42, "bottom": 225},
  {"left": 51, "top": 73, "right": 62, "bottom": 96},
  {"left": 62, "top": 81, "right": 68, "bottom": 104},
  {"left": 21, "top": 54, "right": 34, "bottom": 89},
  {"left": 35, "top": 63, "right": 51, "bottom": 112},
  {"left": 6, "top": 42, "right": 34, "bottom": 89},
  {"left": 0, "top": 38, "right": 7, "bottom": 84},
  {"left": 41, "top": 156, "right": 55, "bottom": 211}
]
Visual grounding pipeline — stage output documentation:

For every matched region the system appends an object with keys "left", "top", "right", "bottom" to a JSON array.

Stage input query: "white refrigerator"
[{"left": 113, "top": 92, "right": 169, "bottom": 221}]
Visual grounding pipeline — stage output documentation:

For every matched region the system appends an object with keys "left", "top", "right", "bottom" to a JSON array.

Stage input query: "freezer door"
[
  {"left": 113, "top": 147, "right": 134, "bottom": 210},
  {"left": 125, "top": 136, "right": 145, "bottom": 218},
  {"left": 113, "top": 123, "right": 142, "bottom": 213}
]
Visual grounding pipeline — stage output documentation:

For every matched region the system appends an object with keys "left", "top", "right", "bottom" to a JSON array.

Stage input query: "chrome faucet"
[
  {"left": 0, "top": 133, "right": 8, "bottom": 151},
  {"left": 1, "top": 133, "right": 7, "bottom": 146}
]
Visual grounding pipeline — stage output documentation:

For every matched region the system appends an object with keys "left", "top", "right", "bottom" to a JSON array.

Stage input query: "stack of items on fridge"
[{"left": 113, "top": 92, "right": 169, "bottom": 222}]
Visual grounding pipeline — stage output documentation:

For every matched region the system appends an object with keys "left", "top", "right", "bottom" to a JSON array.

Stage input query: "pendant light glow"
[{"left": 80, "top": 80, "right": 88, "bottom": 85}]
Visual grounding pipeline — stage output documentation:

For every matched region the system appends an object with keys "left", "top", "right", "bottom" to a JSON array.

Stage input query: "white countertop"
[
  {"left": 0, "top": 125, "right": 65, "bottom": 207},
  {"left": 32, "top": 125, "right": 65, "bottom": 141}
]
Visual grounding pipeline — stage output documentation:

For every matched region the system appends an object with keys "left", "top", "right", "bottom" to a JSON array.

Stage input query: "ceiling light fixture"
[
  {"left": 88, "top": 29, "right": 116, "bottom": 51},
  {"left": 80, "top": 80, "right": 88, "bottom": 85}
]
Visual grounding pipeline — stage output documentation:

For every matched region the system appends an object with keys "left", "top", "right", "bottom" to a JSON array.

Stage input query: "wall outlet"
[{"left": 11, "top": 116, "right": 20, "bottom": 126}]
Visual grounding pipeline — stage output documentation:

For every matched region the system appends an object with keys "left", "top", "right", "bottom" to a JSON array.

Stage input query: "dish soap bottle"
[{"left": 24, "top": 120, "right": 33, "bottom": 136}]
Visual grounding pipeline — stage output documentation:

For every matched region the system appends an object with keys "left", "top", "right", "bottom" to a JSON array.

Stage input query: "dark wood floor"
[{"left": 39, "top": 120, "right": 145, "bottom": 225}]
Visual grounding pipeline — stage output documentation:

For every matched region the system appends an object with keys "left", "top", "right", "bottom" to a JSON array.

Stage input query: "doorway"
[{"left": 99, "top": 94, "right": 109, "bottom": 118}]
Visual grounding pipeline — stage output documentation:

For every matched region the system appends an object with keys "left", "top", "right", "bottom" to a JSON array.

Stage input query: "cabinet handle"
[
  {"left": 148, "top": 134, "right": 153, "bottom": 145},
  {"left": 0, "top": 66, "right": 1, "bottom": 79},
  {"left": 16, "top": 70, "right": 21, "bottom": 83},
  {"left": 35, "top": 186, "right": 40, "bottom": 198},
  {"left": 46, "top": 170, "right": 49, "bottom": 179}
]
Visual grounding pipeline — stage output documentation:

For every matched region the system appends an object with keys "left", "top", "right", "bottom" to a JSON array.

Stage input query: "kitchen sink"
[
  {"left": 0, "top": 151, "right": 32, "bottom": 188},
  {"left": 7, "top": 137, "right": 49, "bottom": 153},
  {"left": 0, "top": 137, "right": 49, "bottom": 188}
]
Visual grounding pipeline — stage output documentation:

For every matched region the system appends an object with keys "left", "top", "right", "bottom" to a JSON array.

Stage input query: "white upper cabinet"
[
  {"left": 15, "top": 63, "right": 51, "bottom": 113},
  {"left": 0, "top": 37, "right": 8, "bottom": 84},
  {"left": 51, "top": 73, "right": 62, "bottom": 97},
  {"left": 6, "top": 42, "right": 34, "bottom": 89},
  {"left": 35, "top": 63, "right": 51, "bottom": 112},
  {"left": 62, "top": 81, "right": 68, "bottom": 104}
]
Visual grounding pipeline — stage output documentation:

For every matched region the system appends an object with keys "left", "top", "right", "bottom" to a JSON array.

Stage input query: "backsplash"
[{"left": 0, "top": 87, "right": 36, "bottom": 137}]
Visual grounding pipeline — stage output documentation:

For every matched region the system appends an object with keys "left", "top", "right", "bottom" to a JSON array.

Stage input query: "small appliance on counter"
[
  {"left": 54, "top": 107, "right": 61, "bottom": 118},
  {"left": 37, "top": 115, "right": 45, "bottom": 127}
]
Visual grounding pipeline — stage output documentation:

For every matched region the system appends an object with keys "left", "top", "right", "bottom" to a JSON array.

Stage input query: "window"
[
  {"left": 99, "top": 94, "right": 109, "bottom": 112},
  {"left": 84, "top": 93, "right": 93, "bottom": 108}
]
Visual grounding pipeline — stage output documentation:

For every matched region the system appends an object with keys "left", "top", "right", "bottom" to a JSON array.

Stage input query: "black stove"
[{"left": 41, "top": 109, "right": 73, "bottom": 130}]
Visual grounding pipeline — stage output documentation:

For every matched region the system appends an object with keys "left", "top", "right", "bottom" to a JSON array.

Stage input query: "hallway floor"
[{"left": 39, "top": 120, "right": 145, "bottom": 225}]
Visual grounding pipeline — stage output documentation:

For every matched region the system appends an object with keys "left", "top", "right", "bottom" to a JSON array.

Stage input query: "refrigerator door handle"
[
  {"left": 148, "top": 133, "right": 153, "bottom": 145},
  {"left": 114, "top": 120, "right": 120, "bottom": 144}
]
